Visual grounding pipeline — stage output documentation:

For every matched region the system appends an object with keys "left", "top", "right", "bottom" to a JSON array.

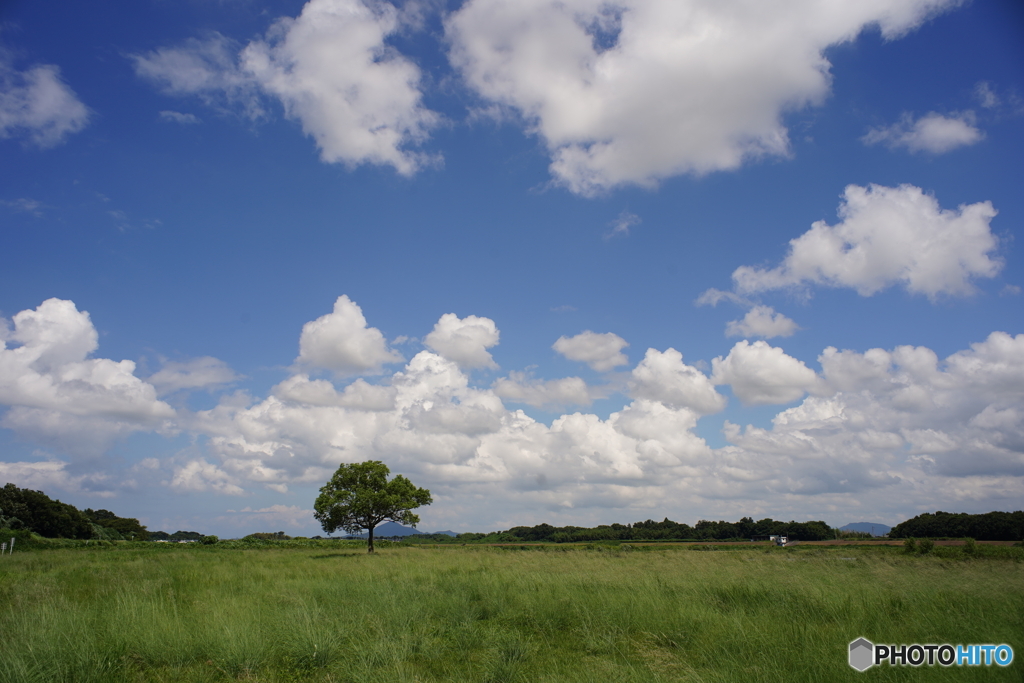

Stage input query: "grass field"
[{"left": 0, "top": 544, "right": 1021, "bottom": 682}]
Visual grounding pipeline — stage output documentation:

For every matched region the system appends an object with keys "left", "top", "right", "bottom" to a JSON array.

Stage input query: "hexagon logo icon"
[{"left": 849, "top": 637, "right": 874, "bottom": 671}]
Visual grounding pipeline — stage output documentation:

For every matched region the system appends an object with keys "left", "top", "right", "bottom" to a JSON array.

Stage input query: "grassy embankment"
[{"left": 0, "top": 544, "right": 1021, "bottom": 682}]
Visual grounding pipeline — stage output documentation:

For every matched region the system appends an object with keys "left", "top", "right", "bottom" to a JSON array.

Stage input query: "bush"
[
  {"left": 903, "top": 537, "right": 916, "bottom": 553},
  {"left": 918, "top": 538, "right": 934, "bottom": 554},
  {"left": 963, "top": 538, "right": 976, "bottom": 556},
  {"left": 201, "top": 535, "right": 219, "bottom": 545}
]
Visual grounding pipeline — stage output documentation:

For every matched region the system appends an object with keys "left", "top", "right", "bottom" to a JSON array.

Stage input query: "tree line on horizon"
[
  {"left": 888, "top": 510, "right": 1024, "bottom": 541},
  {"left": 405, "top": 517, "right": 835, "bottom": 544},
  {"left": 3, "top": 481, "right": 1022, "bottom": 542},
  {"left": 0, "top": 483, "right": 200, "bottom": 542}
]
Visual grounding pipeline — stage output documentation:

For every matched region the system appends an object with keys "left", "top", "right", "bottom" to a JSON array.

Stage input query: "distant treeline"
[
  {"left": 150, "top": 530, "right": 207, "bottom": 542},
  {"left": 889, "top": 511, "right": 1024, "bottom": 541},
  {"left": 406, "top": 517, "right": 835, "bottom": 543},
  {"left": 0, "top": 482, "right": 199, "bottom": 541},
  {"left": 6, "top": 481, "right": 1023, "bottom": 543}
]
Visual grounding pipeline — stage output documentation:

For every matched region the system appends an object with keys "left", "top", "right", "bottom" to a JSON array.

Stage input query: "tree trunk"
[{"left": 367, "top": 525, "right": 374, "bottom": 553}]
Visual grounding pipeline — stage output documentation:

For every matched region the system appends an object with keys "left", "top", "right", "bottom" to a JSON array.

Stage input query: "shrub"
[
  {"left": 201, "top": 535, "right": 219, "bottom": 545},
  {"left": 918, "top": 538, "right": 934, "bottom": 554},
  {"left": 903, "top": 537, "right": 916, "bottom": 553},
  {"left": 963, "top": 538, "right": 976, "bottom": 556}
]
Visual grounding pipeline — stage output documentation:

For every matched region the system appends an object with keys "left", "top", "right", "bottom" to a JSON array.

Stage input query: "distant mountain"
[
  {"left": 840, "top": 522, "right": 891, "bottom": 536},
  {"left": 431, "top": 530, "right": 458, "bottom": 537}
]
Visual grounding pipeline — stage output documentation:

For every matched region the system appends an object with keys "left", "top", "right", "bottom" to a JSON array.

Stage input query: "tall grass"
[{"left": 0, "top": 545, "right": 1020, "bottom": 682}]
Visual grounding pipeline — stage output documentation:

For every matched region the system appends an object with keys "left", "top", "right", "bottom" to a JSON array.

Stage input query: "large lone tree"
[{"left": 314, "top": 460, "right": 432, "bottom": 553}]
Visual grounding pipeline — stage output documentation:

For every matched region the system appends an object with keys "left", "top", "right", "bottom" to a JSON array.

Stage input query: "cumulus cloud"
[
  {"left": 628, "top": 348, "right": 725, "bottom": 414},
  {"left": 133, "top": 0, "right": 438, "bottom": 174},
  {"left": 0, "top": 299, "right": 174, "bottom": 452},
  {"left": 148, "top": 357, "right": 240, "bottom": 395},
  {"left": 721, "top": 331, "right": 1024, "bottom": 499},
  {"left": 169, "top": 458, "right": 245, "bottom": 495},
  {"left": 712, "top": 340, "right": 821, "bottom": 405},
  {"left": 190, "top": 347, "right": 719, "bottom": 505},
  {"left": 492, "top": 372, "right": 593, "bottom": 409},
  {"left": 0, "top": 459, "right": 113, "bottom": 496},
  {"left": 273, "top": 375, "right": 396, "bottom": 410},
  {"left": 3, "top": 296, "right": 1023, "bottom": 527},
  {"left": 0, "top": 58, "right": 90, "bottom": 147},
  {"left": 184, "top": 328, "right": 1024, "bottom": 522},
  {"left": 424, "top": 313, "right": 500, "bottom": 370},
  {"left": 863, "top": 111, "right": 983, "bottom": 153},
  {"left": 446, "top": 0, "right": 959, "bottom": 194},
  {"left": 295, "top": 295, "right": 402, "bottom": 375},
  {"left": 725, "top": 305, "right": 799, "bottom": 339},
  {"left": 732, "top": 184, "right": 1001, "bottom": 299},
  {"left": 553, "top": 331, "right": 628, "bottom": 372},
  {"left": 0, "top": 303, "right": 175, "bottom": 454}
]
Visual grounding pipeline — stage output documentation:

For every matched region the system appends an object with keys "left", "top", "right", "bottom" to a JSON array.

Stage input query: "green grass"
[{"left": 0, "top": 545, "right": 1021, "bottom": 682}]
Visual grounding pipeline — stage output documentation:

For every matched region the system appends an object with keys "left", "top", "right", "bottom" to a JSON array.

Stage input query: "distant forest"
[
  {"left": 0, "top": 483, "right": 197, "bottom": 542},
  {"left": 2, "top": 481, "right": 1022, "bottom": 542},
  {"left": 405, "top": 517, "right": 834, "bottom": 543},
  {"left": 889, "top": 511, "right": 1024, "bottom": 541}
]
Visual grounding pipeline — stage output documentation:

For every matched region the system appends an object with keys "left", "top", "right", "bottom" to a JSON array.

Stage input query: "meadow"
[{"left": 0, "top": 543, "right": 1021, "bottom": 682}]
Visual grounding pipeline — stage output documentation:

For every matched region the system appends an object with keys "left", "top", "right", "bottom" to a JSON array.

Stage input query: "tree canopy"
[
  {"left": 889, "top": 510, "right": 1024, "bottom": 541},
  {"left": 0, "top": 483, "right": 155, "bottom": 540},
  {"left": 84, "top": 508, "right": 150, "bottom": 541},
  {"left": 313, "top": 461, "right": 432, "bottom": 553},
  {"left": 0, "top": 483, "right": 92, "bottom": 539}
]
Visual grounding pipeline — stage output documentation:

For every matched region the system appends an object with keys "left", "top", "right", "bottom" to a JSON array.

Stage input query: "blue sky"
[{"left": 1, "top": 0, "right": 1022, "bottom": 537}]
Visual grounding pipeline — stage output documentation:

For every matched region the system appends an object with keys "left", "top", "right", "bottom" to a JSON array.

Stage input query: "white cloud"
[
  {"left": 712, "top": 340, "right": 821, "bottom": 405},
  {"left": 605, "top": 211, "right": 640, "bottom": 239},
  {"left": 159, "top": 110, "right": 200, "bottom": 124},
  {"left": 719, "top": 331, "right": 1024, "bottom": 500},
  {"left": 0, "top": 459, "right": 113, "bottom": 496},
  {"left": 169, "top": 458, "right": 246, "bottom": 495},
  {"left": 0, "top": 198, "right": 43, "bottom": 216},
  {"left": 3, "top": 297, "right": 1023, "bottom": 530},
  {"left": 273, "top": 375, "right": 396, "bottom": 410},
  {"left": 148, "top": 357, "right": 240, "bottom": 395},
  {"left": 0, "top": 300, "right": 175, "bottom": 455},
  {"left": 424, "top": 313, "right": 500, "bottom": 370},
  {"left": 553, "top": 331, "right": 628, "bottom": 372},
  {"left": 185, "top": 347, "right": 719, "bottom": 510},
  {"left": 974, "top": 82, "right": 999, "bottom": 109},
  {"left": 133, "top": 0, "right": 438, "bottom": 175},
  {"left": 732, "top": 184, "right": 1001, "bottom": 299},
  {"left": 295, "top": 295, "right": 403, "bottom": 375},
  {"left": 725, "top": 305, "right": 799, "bottom": 339},
  {"left": 132, "top": 33, "right": 267, "bottom": 118},
  {"left": 446, "top": 0, "right": 959, "bottom": 195},
  {"left": 493, "top": 372, "right": 593, "bottom": 409},
  {"left": 694, "top": 288, "right": 749, "bottom": 308},
  {"left": 0, "top": 299, "right": 174, "bottom": 450},
  {"left": 628, "top": 348, "right": 725, "bottom": 414},
  {"left": 183, "top": 329, "right": 1024, "bottom": 525},
  {"left": 863, "top": 111, "right": 983, "bottom": 153},
  {"left": 0, "top": 59, "right": 90, "bottom": 147}
]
